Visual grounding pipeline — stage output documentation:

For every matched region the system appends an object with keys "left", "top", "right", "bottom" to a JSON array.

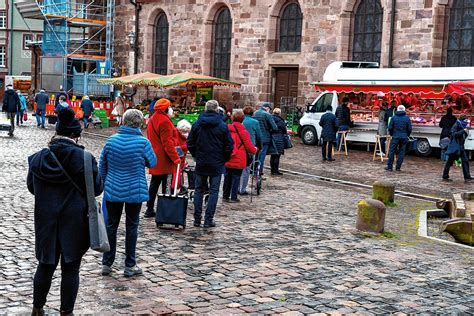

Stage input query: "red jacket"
[
  {"left": 147, "top": 111, "right": 181, "bottom": 175},
  {"left": 171, "top": 133, "right": 189, "bottom": 189},
  {"left": 225, "top": 122, "right": 257, "bottom": 170}
]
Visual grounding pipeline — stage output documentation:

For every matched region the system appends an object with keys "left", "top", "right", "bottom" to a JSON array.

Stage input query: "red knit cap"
[{"left": 154, "top": 98, "right": 171, "bottom": 110}]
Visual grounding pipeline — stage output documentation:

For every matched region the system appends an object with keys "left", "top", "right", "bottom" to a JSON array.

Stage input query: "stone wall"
[{"left": 113, "top": 0, "right": 449, "bottom": 107}]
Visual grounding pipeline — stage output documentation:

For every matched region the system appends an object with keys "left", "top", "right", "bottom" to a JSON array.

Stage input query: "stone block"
[
  {"left": 356, "top": 199, "right": 386, "bottom": 234},
  {"left": 372, "top": 181, "right": 395, "bottom": 205}
]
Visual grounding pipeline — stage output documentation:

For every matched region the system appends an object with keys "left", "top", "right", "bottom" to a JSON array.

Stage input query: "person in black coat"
[
  {"left": 187, "top": 100, "right": 234, "bottom": 228},
  {"left": 268, "top": 108, "right": 287, "bottom": 175},
  {"left": 319, "top": 105, "right": 338, "bottom": 161},
  {"left": 27, "top": 108, "right": 103, "bottom": 315},
  {"left": 442, "top": 115, "right": 473, "bottom": 183},
  {"left": 439, "top": 107, "right": 457, "bottom": 140},
  {"left": 335, "top": 97, "right": 351, "bottom": 148},
  {"left": 2, "top": 85, "right": 20, "bottom": 136}
]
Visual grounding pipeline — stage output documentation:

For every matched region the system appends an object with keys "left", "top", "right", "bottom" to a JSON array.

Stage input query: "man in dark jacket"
[
  {"left": 35, "top": 89, "right": 49, "bottom": 128},
  {"left": 55, "top": 87, "right": 67, "bottom": 108},
  {"left": 2, "top": 85, "right": 21, "bottom": 136},
  {"left": 335, "top": 97, "right": 351, "bottom": 148},
  {"left": 443, "top": 115, "right": 472, "bottom": 183},
  {"left": 439, "top": 107, "right": 457, "bottom": 140},
  {"left": 386, "top": 105, "right": 412, "bottom": 171},
  {"left": 253, "top": 102, "right": 278, "bottom": 174},
  {"left": 319, "top": 105, "right": 338, "bottom": 161},
  {"left": 384, "top": 101, "right": 397, "bottom": 127},
  {"left": 187, "top": 100, "right": 234, "bottom": 228},
  {"left": 80, "top": 95, "right": 94, "bottom": 128}
]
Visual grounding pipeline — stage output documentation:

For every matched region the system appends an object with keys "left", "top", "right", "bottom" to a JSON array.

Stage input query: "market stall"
[{"left": 142, "top": 72, "right": 241, "bottom": 124}]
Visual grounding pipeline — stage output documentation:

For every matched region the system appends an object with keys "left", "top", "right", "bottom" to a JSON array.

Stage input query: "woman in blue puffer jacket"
[{"left": 99, "top": 109, "right": 157, "bottom": 278}]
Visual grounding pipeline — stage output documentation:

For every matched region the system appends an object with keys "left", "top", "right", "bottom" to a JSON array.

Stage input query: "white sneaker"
[{"left": 377, "top": 152, "right": 385, "bottom": 157}]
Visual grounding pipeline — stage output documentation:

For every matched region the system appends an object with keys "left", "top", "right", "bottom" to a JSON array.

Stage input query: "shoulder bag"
[
  {"left": 84, "top": 151, "right": 110, "bottom": 253},
  {"left": 50, "top": 150, "right": 110, "bottom": 253}
]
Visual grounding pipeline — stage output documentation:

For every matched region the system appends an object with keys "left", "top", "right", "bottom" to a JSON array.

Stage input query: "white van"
[{"left": 299, "top": 62, "right": 474, "bottom": 156}]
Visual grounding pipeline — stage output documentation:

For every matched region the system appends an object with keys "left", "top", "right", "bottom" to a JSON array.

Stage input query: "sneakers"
[
  {"left": 144, "top": 209, "right": 156, "bottom": 218},
  {"left": 385, "top": 167, "right": 393, "bottom": 172},
  {"left": 124, "top": 265, "right": 143, "bottom": 277},
  {"left": 102, "top": 265, "right": 112, "bottom": 276}
]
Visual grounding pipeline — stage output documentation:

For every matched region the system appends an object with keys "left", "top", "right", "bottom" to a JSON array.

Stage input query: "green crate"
[
  {"left": 94, "top": 109, "right": 108, "bottom": 117},
  {"left": 101, "top": 120, "right": 109, "bottom": 128}
]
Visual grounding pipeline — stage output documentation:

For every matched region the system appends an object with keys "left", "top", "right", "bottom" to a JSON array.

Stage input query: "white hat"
[{"left": 397, "top": 105, "right": 406, "bottom": 112}]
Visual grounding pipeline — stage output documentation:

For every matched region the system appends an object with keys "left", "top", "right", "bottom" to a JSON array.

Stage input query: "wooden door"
[{"left": 274, "top": 67, "right": 299, "bottom": 108}]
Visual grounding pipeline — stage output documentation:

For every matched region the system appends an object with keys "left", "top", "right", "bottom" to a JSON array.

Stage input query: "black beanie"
[{"left": 56, "top": 108, "right": 82, "bottom": 136}]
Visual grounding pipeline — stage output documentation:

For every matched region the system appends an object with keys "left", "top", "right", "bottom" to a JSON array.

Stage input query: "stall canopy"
[
  {"left": 444, "top": 81, "right": 474, "bottom": 95},
  {"left": 142, "top": 72, "right": 241, "bottom": 88},
  {"left": 97, "top": 72, "right": 161, "bottom": 86},
  {"left": 314, "top": 81, "right": 474, "bottom": 99},
  {"left": 313, "top": 83, "right": 446, "bottom": 99}
]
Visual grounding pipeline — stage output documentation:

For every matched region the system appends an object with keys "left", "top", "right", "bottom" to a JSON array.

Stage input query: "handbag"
[
  {"left": 111, "top": 106, "right": 119, "bottom": 116},
  {"left": 446, "top": 138, "right": 461, "bottom": 158},
  {"left": 284, "top": 134, "right": 293, "bottom": 149},
  {"left": 23, "top": 111, "right": 28, "bottom": 121},
  {"left": 84, "top": 151, "right": 110, "bottom": 253},
  {"left": 233, "top": 124, "right": 253, "bottom": 166}
]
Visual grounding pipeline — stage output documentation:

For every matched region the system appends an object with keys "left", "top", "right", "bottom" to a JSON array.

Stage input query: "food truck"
[{"left": 299, "top": 62, "right": 474, "bottom": 156}]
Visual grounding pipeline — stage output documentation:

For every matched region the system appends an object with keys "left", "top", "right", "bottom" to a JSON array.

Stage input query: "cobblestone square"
[{"left": 0, "top": 123, "right": 473, "bottom": 314}]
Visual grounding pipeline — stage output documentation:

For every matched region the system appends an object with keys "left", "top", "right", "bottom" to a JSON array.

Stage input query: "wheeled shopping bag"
[{"left": 155, "top": 164, "right": 188, "bottom": 229}]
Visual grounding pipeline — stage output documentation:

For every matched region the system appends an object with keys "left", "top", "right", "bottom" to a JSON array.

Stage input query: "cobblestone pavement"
[{"left": 1, "top": 122, "right": 473, "bottom": 314}]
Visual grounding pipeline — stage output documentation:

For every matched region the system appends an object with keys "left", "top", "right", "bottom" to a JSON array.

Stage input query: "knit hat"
[
  {"left": 56, "top": 108, "right": 82, "bottom": 136},
  {"left": 154, "top": 98, "right": 171, "bottom": 110},
  {"left": 261, "top": 102, "right": 273, "bottom": 110},
  {"left": 397, "top": 105, "right": 406, "bottom": 112}
]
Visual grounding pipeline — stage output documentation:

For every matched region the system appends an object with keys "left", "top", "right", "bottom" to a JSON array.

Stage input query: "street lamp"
[{"left": 127, "top": 31, "right": 136, "bottom": 49}]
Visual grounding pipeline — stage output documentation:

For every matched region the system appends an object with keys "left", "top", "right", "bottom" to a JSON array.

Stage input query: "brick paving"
[{"left": 0, "top": 121, "right": 473, "bottom": 314}]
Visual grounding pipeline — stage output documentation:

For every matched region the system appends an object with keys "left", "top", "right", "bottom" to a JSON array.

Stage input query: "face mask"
[{"left": 167, "top": 107, "right": 174, "bottom": 117}]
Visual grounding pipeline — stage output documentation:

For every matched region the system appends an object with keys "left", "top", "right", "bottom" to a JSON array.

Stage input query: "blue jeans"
[
  {"left": 239, "top": 166, "right": 250, "bottom": 194},
  {"left": 16, "top": 110, "right": 24, "bottom": 125},
  {"left": 336, "top": 124, "right": 349, "bottom": 149},
  {"left": 386, "top": 137, "right": 408, "bottom": 170},
  {"left": 83, "top": 115, "right": 90, "bottom": 128},
  {"left": 223, "top": 168, "right": 243, "bottom": 200},
  {"left": 259, "top": 144, "right": 269, "bottom": 173},
  {"left": 36, "top": 108, "right": 46, "bottom": 127},
  {"left": 102, "top": 201, "right": 141, "bottom": 268},
  {"left": 194, "top": 174, "right": 221, "bottom": 225}
]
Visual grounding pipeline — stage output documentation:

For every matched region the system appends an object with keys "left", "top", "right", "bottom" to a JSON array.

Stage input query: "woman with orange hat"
[{"left": 145, "top": 98, "right": 182, "bottom": 218}]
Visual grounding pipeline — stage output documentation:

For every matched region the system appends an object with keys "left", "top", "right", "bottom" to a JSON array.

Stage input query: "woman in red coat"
[
  {"left": 223, "top": 111, "right": 257, "bottom": 202},
  {"left": 145, "top": 98, "right": 181, "bottom": 218}
]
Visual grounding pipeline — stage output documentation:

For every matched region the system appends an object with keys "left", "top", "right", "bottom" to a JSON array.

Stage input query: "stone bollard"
[
  {"left": 357, "top": 199, "right": 386, "bottom": 233},
  {"left": 372, "top": 180, "right": 395, "bottom": 205}
]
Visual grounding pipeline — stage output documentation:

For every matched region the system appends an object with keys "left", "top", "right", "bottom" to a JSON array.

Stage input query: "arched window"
[
  {"left": 447, "top": 0, "right": 474, "bottom": 67},
  {"left": 212, "top": 7, "right": 232, "bottom": 80},
  {"left": 278, "top": 3, "right": 303, "bottom": 52},
  {"left": 352, "top": 0, "right": 383, "bottom": 63},
  {"left": 154, "top": 13, "right": 169, "bottom": 75}
]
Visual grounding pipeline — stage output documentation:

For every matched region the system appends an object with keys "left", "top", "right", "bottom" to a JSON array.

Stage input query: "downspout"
[
  {"left": 388, "top": 0, "right": 396, "bottom": 68},
  {"left": 129, "top": 0, "right": 141, "bottom": 74},
  {"left": 8, "top": 0, "right": 14, "bottom": 75}
]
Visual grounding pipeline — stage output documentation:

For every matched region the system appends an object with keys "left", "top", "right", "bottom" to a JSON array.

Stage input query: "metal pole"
[{"left": 388, "top": 0, "right": 396, "bottom": 68}]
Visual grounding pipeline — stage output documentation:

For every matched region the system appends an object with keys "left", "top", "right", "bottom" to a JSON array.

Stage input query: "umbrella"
[
  {"left": 97, "top": 72, "right": 162, "bottom": 86},
  {"left": 142, "top": 71, "right": 241, "bottom": 88}
]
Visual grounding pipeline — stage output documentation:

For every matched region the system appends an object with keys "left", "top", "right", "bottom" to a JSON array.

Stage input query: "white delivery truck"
[{"left": 299, "top": 61, "right": 474, "bottom": 156}]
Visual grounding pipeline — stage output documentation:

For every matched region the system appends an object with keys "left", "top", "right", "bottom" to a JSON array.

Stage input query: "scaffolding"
[{"left": 15, "top": 0, "right": 115, "bottom": 96}]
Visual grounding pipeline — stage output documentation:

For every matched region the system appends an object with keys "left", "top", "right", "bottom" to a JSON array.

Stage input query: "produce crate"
[{"left": 94, "top": 109, "right": 108, "bottom": 118}]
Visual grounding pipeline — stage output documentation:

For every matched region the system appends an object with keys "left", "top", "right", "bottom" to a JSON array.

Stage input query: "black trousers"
[
  {"left": 270, "top": 154, "right": 281, "bottom": 173},
  {"left": 443, "top": 150, "right": 471, "bottom": 180},
  {"left": 322, "top": 140, "right": 334, "bottom": 159},
  {"left": 147, "top": 174, "right": 169, "bottom": 210},
  {"left": 33, "top": 253, "right": 82, "bottom": 313}
]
